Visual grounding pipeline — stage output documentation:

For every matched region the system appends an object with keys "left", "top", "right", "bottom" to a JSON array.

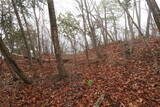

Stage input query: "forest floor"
[{"left": 0, "top": 37, "right": 160, "bottom": 107}]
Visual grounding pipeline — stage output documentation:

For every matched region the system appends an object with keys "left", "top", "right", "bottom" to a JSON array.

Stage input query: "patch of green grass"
[{"left": 87, "top": 80, "right": 94, "bottom": 86}]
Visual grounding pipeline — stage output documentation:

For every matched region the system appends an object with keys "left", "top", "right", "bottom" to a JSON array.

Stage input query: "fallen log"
[
  {"left": 12, "top": 53, "right": 72, "bottom": 63},
  {"left": 43, "top": 58, "right": 72, "bottom": 63},
  {"left": 12, "top": 53, "right": 25, "bottom": 59},
  {"left": 12, "top": 53, "right": 42, "bottom": 61}
]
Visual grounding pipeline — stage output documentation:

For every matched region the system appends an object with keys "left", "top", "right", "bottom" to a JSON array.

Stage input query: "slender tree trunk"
[
  {"left": 113, "top": 18, "right": 118, "bottom": 40},
  {"left": 104, "top": 7, "right": 108, "bottom": 43},
  {"left": 69, "top": 37, "right": 77, "bottom": 65},
  {"left": 46, "top": 28, "right": 54, "bottom": 54},
  {"left": 146, "top": 9, "right": 151, "bottom": 36},
  {"left": 11, "top": 0, "right": 31, "bottom": 63},
  {"left": 33, "top": 8, "right": 41, "bottom": 55},
  {"left": 151, "top": 16, "right": 157, "bottom": 36},
  {"left": 1, "top": 3, "right": 15, "bottom": 53},
  {"left": 81, "top": 7, "right": 89, "bottom": 62},
  {"left": 32, "top": 0, "right": 42, "bottom": 63},
  {"left": 0, "top": 37, "right": 31, "bottom": 84},
  {"left": 110, "top": 10, "right": 118, "bottom": 40},
  {"left": 134, "top": 0, "right": 141, "bottom": 36},
  {"left": 19, "top": 4, "right": 33, "bottom": 64},
  {"left": 101, "top": 26, "right": 106, "bottom": 44},
  {"left": 47, "top": 0, "right": 68, "bottom": 78},
  {"left": 84, "top": 0, "right": 102, "bottom": 59},
  {"left": 21, "top": 9, "right": 43, "bottom": 64},
  {"left": 127, "top": 14, "right": 135, "bottom": 39},
  {"left": 124, "top": 12, "right": 128, "bottom": 40},
  {"left": 138, "top": 0, "right": 141, "bottom": 31},
  {"left": 145, "top": 0, "right": 160, "bottom": 32},
  {"left": 76, "top": 0, "right": 89, "bottom": 63},
  {"left": 117, "top": 0, "right": 144, "bottom": 36}
]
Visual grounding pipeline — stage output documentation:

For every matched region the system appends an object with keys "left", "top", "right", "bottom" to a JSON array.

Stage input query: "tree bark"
[
  {"left": 32, "top": 0, "right": 42, "bottom": 59},
  {"left": 127, "top": 14, "right": 135, "bottom": 39},
  {"left": 117, "top": 0, "right": 144, "bottom": 36},
  {"left": 124, "top": 12, "right": 128, "bottom": 40},
  {"left": 83, "top": 0, "right": 102, "bottom": 59},
  {"left": 146, "top": 9, "right": 151, "bottom": 36},
  {"left": 134, "top": 0, "right": 141, "bottom": 36},
  {"left": 146, "top": 0, "right": 160, "bottom": 32},
  {"left": 11, "top": 0, "right": 31, "bottom": 62},
  {"left": 104, "top": 7, "right": 109, "bottom": 43},
  {"left": 47, "top": 0, "right": 68, "bottom": 78},
  {"left": 77, "top": 0, "right": 89, "bottom": 63},
  {"left": 110, "top": 10, "right": 118, "bottom": 40},
  {"left": 0, "top": 37, "right": 31, "bottom": 84}
]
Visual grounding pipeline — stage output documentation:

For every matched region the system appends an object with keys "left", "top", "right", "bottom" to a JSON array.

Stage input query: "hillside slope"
[{"left": 0, "top": 37, "right": 160, "bottom": 107}]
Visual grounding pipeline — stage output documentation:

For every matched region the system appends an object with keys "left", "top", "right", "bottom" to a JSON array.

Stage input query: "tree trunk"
[
  {"left": 146, "top": 0, "right": 160, "bottom": 32},
  {"left": 111, "top": 11, "right": 118, "bottom": 40},
  {"left": 134, "top": 0, "right": 141, "bottom": 36},
  {"left": 11, "top": 0, "right": 31, "bottom": 62},
  {"left": 32, "top": 0, "right": 42, "bottom": 59},
  {"left": 79, "top": 0, "right": 89, "bottom": 63},
  {"left": 138, "top": 0, "right": 141, "bottom": 31},
  {"left": 124, "top": 12, "right": 128, "bottom": 40},
  {"left": 0, "top": 37, "right": 31, "bottom": 84},
  {"left": 117, "top": 0, "right": 144, "bottom": 36},
  {"left": 104, "top": 7, "right": 109, "bottom": 43},
  {"left": 1, "top": 3, "right": 15, "bottom": 53},
  {"left": 127, "top": 14, "right": 135, "bottom": 39},
  {"left": 146, "top": 9, "right": 151, "bottom": 36},
  {"left": 84, "top": 0, "right": 102, "bottom": 59},
  {"left": 68, "top": 37, "right": 77, "bottom": 65},
  {"left": 47, "top": 0, "right": 68, "bottom": 78}
]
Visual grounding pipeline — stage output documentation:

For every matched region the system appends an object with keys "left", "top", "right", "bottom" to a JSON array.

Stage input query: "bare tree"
[
  {"left": 124, "top": 0, "right": 135, "bottom": 39},
  {"left": 146, "top": 9, "right": 151, "bottom": 36},
  {"left": 134, "top": 0, "right": 141, "bottom": 36},
  {"left": 0, "top": 37, "right": 31, "bottom": 84},
  {"left": 11, "top": 0, "right": 31, "bottom": 62},
  {"left": 32, "top": 0, "right": 42, "bottom": 59},
  {"left": 83, "top": 0, "right": 102, "bottom": 59},
  {"left": 117, "top": 0, "right": 144, "bottom": 37},
  {"left": 47, "top": 0, "right": 68, "bottom": 78},
  {"left": 75, "top": 0, "right": 89, "bottom": 63},
  {"left": 145, "top": 0, "right": 160, "bottom": 32}
]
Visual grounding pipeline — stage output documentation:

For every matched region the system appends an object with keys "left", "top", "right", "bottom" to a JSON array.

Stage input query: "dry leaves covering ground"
[{"left": 0, "top": 37, "right": 160, "bottom": 107}]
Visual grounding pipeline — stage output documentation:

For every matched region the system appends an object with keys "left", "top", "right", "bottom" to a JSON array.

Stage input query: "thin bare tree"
[
  {"left": 47, "top": 0, "right": 68, "bottom": 78},
  {"left": 0, "top": 37, "right": 31, "bottom": 84},
  {"left": 145, "top": 0, "right": 160, "bottom": 32}
]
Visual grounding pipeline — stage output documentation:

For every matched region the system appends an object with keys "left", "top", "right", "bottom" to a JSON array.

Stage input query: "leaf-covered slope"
[{"left": 0, "top": 37, "right": 160, "bottom": 107}]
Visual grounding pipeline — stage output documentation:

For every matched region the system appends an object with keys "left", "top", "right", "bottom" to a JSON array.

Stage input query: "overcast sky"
[
  {"left": 54, "top": 0, "right": 77, "bottom": 13},
  {"left": 51, "top": 0, "right": 160, "bottom": 30},
  {"left": 54, "top": 0, "right": 160, "bottom": 14}
]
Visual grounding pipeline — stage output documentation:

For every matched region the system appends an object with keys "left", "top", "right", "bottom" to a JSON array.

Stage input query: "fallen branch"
[{"left": 93, "top": 94, "right": 105, "bottom": 107}]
